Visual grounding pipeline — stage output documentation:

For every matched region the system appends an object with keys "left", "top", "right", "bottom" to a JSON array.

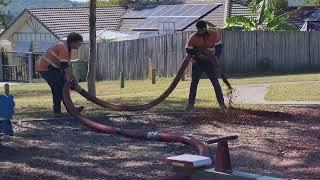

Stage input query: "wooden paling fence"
[
  {"left": 81, "top": 31, "right": 320, "bottom": 81},
  {"left": 94, "top": 31, "right": 194, "bottom": 81}
]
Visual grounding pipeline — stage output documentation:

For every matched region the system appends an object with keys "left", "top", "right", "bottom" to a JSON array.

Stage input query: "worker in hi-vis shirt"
[
  {"left": 35, "top": 32, "right": 84, "bottom": 117},
  {"left": 185, "top": 20, "right": 225, "bottom": 110}
]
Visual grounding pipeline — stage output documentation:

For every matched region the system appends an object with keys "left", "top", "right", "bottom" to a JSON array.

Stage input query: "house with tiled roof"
[
  {"left": 287, "top": 7, "right": 320, "bottom": 31},
  {"left": 0, "top": 0, "right": 251, "bottom": 53},
  {"left": 0, "top": 6, "right": 126, "bottom": 53}
]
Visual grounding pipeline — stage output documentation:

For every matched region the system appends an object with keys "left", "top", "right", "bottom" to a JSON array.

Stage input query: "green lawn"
[
  {"left": 1, "top": 79, "right": 230, "bottom": 120},
  {"left": 1, "top": 72, "right": 320, "bottom": 120},
  {"left": 228, "top": 73, "right": 320, "bottom": 85},
  {"left": 265, "top": 82, "right": 320, "bottom": 101}
]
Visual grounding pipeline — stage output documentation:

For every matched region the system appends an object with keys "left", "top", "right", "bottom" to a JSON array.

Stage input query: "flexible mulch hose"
[
  {"left": 62, "top": 54, "right": 236, "bottom": 179},
  {"left": 73, "top": 55, "right": 232, "bottom": 111},
  {"left": 62, "top": 82, "right": 210, "bottom": 180},
  {"left": 72, "top": 55, "right": 192, "bottom": 111}
]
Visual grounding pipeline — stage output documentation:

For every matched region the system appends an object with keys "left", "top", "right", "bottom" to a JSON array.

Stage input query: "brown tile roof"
[
  {"left": 27, "top": 6, "right": 127, "bottom": 39},
  {"left": 230, "top": 1, "right": 251, "bottom": 18}
]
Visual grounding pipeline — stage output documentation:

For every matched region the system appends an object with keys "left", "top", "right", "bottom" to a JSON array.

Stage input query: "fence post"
[
  {"left": 152, "top": 68, "right": 156, "bottom": 84},
  {"left": 148, "top": 57, "right": 152, "bottom": 79},
  {"left": 28, "top": 52, "right": 33, "bottom": 83},
  {"left": 0, "top": 50, "right": 3, "bottom": 82},
  {"left": 120, "top": 72, "right": 125, "bottom": 88},
  {"left": 15, "top": 66, "right": 18, "bottom": 81},
  {"left": 4, "top": 84, "right": 9, "bottom": 95}
]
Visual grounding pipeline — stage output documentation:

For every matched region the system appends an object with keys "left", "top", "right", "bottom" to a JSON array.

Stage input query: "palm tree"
[{"left": 224, "top": 0, "right": 296, "bottom": 31}]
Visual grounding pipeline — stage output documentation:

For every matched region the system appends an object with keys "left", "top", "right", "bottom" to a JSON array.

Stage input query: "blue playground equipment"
[{"left": 0, "top": 85, "right": 14, "bottom": 136}]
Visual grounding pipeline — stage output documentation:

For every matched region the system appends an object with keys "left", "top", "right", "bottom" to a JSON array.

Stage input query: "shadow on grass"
[
  {"left": 11, "top": 89, "right": 51, "bottom": 99},
  {"left": 14, "top": 97, "right": 194, "bottom": 120}
]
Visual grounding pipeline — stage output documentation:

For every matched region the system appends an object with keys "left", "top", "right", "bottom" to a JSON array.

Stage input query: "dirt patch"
[{"left": 1, "top": 107, "right": 320, "bottom": 179}]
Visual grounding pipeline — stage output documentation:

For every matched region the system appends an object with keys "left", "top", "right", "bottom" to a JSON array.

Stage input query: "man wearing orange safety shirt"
[
  {"left": 35, "top": 32, "right": 84, "bottom": 117},
  {"left": 185, "top": 20, "right": 225, "bottom": 110}
]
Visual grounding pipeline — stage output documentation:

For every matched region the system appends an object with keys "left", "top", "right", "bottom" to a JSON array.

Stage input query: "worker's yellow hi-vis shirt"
[{"left": 35, "top": 42, "right": 71, "bottom": 72}]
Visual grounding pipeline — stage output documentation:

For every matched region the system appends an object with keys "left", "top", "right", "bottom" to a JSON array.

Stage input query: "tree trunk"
[
  {"left": 87, "top": 0, "right": 97, "bottom": 96},
  {"left": 0, "top": 50, "right": 3, "bottom": 82}
]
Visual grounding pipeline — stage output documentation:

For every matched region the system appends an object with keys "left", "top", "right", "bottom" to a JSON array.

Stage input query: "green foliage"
[
  {"left": 272, "top": 0, "right": 288, "bottom": 14},
  {"left": 205, "top": 21, "right": 217, "bottom": 29},
  {"left": 0, "top": 0, "right": 10, "bottom": 28},
  {"left": 97, "top": 0, "right": 107, "bottom": 7},
  {"left": 306, "top": 0, "right": 320, "bottom": 6},
  {"left": 225, "top": 0, "right": 296, "bottom": 31},
  {"left": 84, "top": 0, "right": 108, "bottom": 7},
  {"left": 107, "top": 0, "right": 131, "bottom": 6},
  {"left": 99, "top": 37, "right": 117, "bottom": 43},
  {"left": 225, "top": 16, "right": 256, "bottom": 30}
]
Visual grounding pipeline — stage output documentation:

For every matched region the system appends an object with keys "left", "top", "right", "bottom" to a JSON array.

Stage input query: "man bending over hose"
[
  {"left": 185, "top": 20, "right": 225, "bottom": 110},
  {"left": 35, "top": 32, "right": 84, "bottom": 117}
]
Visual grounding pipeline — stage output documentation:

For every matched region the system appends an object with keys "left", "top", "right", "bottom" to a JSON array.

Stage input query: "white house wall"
[
  {"left": 4, "top": 12, "right": 59, "bottom": 53},
  {"left": 12, "top": 15, "right": 57, "bottom": 42}
]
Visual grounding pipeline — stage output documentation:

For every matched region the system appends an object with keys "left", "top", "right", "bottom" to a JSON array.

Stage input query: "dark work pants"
[
  {"left": 40, "top": 66, "right": 66, "bottom": 113},
  {"left": 188, "top": 62, "right": 225, "bottom": 106}
]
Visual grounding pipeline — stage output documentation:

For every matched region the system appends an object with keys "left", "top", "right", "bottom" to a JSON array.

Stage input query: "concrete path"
[{"left": 231, "top": 84, "right": 268, "bottom": 104}]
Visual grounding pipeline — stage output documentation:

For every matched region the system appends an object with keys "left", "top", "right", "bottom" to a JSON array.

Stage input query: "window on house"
[
  {"left": 13, "top": 41, "right": 32, "bottom": 53},
  {"left": 33, "top": 41, "right": 55, "bottom": 53}
]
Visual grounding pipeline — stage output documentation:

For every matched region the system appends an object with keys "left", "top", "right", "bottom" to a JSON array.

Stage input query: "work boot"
[
  {"left": 67, "top": 106, "right": 85, "bottom": 114},
  {"left": 219, "top": 104, "right": 228, "bottom": 114},
  {"left": 77, "top": 106, "right": 85, "bottom": 112},
  {"left": 53, "top": 112, "right": 64, "bottom": 118},
  {"left": 185, "top": 104, "right": 194, "bottom": 111},
  {"left": 220, "top": 104, "right": 227, "bottom": 109}
]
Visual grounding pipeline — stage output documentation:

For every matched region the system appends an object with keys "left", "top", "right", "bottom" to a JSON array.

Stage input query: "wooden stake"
[
  {"left": 152, "top": 68, "right": 156, "bottom": 84},
  {"left": 4, "top": 84, "right": 9, "bottom": 95},
  {"left": 120, "top": 72, "right": 125, "bottom": 88}
]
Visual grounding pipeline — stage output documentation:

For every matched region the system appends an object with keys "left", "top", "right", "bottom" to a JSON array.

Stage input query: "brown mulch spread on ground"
[{"left": 1, "top": 107, "right": 319, "bottom": 179}]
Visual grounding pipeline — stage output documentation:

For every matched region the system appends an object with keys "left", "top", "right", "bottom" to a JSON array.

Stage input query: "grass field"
[
  {"left": 228, "top": 72, "right": 320, "bottom": 84},
  {"left": 265, "top": 82, "right": 320, "bottom": 101},
  {"left": 1, "top": 79, "right": 227, "bottom": 119},
  {"left": 1, "top": 73, "right": 320, "bottom": 119}
]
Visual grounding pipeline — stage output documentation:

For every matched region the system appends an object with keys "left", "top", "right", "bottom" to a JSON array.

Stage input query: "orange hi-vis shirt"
[
  {"left": 186, "top": 30, "right": 222, "bottom": 54},
  {"left": 35, "top": 42, "right": 71, "bottom": 72}
]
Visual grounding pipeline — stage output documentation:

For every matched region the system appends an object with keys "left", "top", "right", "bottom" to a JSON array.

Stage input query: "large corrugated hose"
[
  {"left": 62, "top": 82, "right": 210, "bottom": 180},
  {"left": 63, "top": 54, "right": 233, "bottom": 179},
  {"left": 73, "top": 55, "right": 232, "bottom": 111},
  {"left": 72, "top": 55, "right": 192, "bottom": 111}
]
